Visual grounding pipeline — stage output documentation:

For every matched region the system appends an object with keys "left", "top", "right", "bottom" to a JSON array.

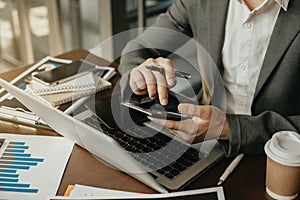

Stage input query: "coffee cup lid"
[{"left": 265, "top": 131, "right": 300, "bottom": 166}]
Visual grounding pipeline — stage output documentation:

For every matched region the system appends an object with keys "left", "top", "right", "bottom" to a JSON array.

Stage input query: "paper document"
[
  {"left": 49, "top": 184, "right": 225, "bottom": 200},
  {"left": 69, "top": 184, "right": 143, "bottom": 198},
  {"left": 0, "top": 133, "right": 74, "bottom": 200}
]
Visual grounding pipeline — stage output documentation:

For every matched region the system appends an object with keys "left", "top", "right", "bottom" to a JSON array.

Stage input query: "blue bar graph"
[
  {"left": 0, "top": 140, "right": 44, "bottom": 194},
  {"left": 0, "top": 183, "right": 30, "bottom": 188},
  {"left": 0, "top": 178, "right": 18, "bottom": 183},
  {"left": 1, "top": 156, "right": 44, "bottom": 162},
  {"left": 0, "top": 169, "right": 17, "bottom": 173},
  {"left": 0, "top": 165, "right": 30, "bottom": 170},
  {"left": 0, "top": 187, "right": 38, "bottom": 193},
  {"left": 0, "top": 173, "right": 19, "bottom": 178},
  {"left": 0, "top": 161, "right": 38, "bottom": 166},
  {"left": 3, "top": 153, "right": 31, "bottom": 157},
  {"left": 4, "top": 149, "right": 25, "bottom": 153},
  {"left": 9, "top": 142, "right": 26, "bottom": 145},
  {"left": 7, "top": 145, "right": 29, "bottom": 149}
]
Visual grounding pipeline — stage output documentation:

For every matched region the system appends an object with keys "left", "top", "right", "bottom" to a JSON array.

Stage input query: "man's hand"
[
  {"left": 149, "top": 103, "right": 229, "bottom": 143},
  {"left": 130, "top": 57, "right": 176, "bottom": 106}
]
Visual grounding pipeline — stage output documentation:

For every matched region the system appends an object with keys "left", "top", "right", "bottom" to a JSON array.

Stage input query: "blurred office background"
[{"left": 0, "top": 0, "right": 174, "bottom": 73}]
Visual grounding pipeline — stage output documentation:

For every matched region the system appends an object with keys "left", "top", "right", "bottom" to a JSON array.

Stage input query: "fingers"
[
  {"left": 169, "top": 130, "right": 195, "bottom": 143},
  {"left": 130, "top": 70, "right": 147, "bottom": 95},
  {"left": 149, "top": 116, "right": 201, "bottom": 138},
  {"left": 178, "top": 103, "right": 201, "bottom": 116},
  {"left": 130, "top": 57, "right": 176, "bottom": 105},
  {"left": 149, "top": 117, "right": 181, "bottom": 130},
  {"left": 178, "top": 103, "right": 212, "bottom": 119},
  {"left": 146, "top": 66, "right": 168, "bottom": 104},
  {"left": 139, "top": 66, "right": 159, "bottom": 99},
  {"left": 156, "top": 57, "right": 176, "bottom": 87},
  {"left": 130, "top": 63, "right": 157, "bottom": 98},
  {"left": 149, "top": 104, "right": 228, "bottom": 143}
]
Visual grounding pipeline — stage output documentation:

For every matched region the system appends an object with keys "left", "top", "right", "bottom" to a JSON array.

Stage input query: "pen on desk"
[
  {"left": 145, "top": 65, "right": 192, "bottom": 79},
  {"left": 217, "top": 153, "right": 244, "bottom": 185}
]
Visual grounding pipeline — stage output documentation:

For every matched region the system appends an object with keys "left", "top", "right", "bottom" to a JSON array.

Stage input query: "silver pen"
[
  {"left": 0, "top": 106, "right": 47, "bottom": 126},
  {"left": 217, "top": 153, "right": 244, "bottom": 185},
  {"left": 146, "top": 65, "right": 192, "bottom": 79}
]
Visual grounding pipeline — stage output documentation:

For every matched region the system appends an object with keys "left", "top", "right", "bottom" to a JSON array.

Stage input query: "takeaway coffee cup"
[{"left": 264, "top": 131, "right": 300, "bottom": 200}]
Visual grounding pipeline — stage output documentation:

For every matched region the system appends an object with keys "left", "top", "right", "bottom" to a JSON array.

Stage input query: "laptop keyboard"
[{"left": 82, "top": 115, "right": 205, "bottom": 180}]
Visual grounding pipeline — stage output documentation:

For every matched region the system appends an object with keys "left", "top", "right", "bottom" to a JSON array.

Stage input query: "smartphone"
[
  {"left": 150, "top": 110, "right": 193, "bottom": 121},
  {"left": 121, "top": 101, "right": 192, "bottom": 121},
  {"left": 32, "top": 60, "right": 96, "bottom": 85}
]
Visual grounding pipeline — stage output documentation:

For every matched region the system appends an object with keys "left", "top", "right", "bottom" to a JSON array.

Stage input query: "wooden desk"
[{"left": 0, "top": 49, "right": 297, "bottom": 200}]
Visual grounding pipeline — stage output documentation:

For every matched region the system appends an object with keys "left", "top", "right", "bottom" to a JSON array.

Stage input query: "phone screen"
[{"left": 33, "top": 60, "right": 95, "bottom": 85}]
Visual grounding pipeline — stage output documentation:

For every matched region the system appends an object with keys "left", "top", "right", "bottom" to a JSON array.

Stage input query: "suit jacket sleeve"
[
  {"left": 118, "top": 0, "right": 193, "bottom": 75},
  {"left": 219, "top": 113, "right": 300, "bottom": 157}
]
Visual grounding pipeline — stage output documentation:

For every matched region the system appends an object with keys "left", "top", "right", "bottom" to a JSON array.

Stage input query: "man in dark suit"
[{"left": 118, "top": 0, "right": 300, "bottom": 157}]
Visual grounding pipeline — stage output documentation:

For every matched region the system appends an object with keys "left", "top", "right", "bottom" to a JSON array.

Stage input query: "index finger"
[{"left": 156, "top": 58, "right": 176, "bottom": 87}]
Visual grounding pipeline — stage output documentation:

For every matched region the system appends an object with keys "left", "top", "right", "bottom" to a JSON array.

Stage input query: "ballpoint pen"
[
  {"left": 0, "top": 106, "right": 49, "bottom": 127},
  {"left": 217, "top": 153, "right": 244, "bottom": 185},
  {"left": 145, "top": 65, "right": 192, "bottom": 79}
]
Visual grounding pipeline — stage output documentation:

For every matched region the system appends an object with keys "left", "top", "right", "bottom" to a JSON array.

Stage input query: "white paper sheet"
[
  {"left": 0, "top": 133, "right": 74, "bottom": 200},
  {"left": 69, "top": 184, "right": 143, "bottom": 198},
  {"left": 48, "top": 184, "right": 225, "bottom": 200}
]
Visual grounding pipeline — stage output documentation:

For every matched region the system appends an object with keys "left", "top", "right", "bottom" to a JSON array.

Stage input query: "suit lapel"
[{"left": 254, "top": 0, "right": 300, "bottom": 98}]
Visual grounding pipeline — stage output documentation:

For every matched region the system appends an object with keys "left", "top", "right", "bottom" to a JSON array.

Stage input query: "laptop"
[{"left": 0, "top": 78, "right": 224, "bottom": 192}]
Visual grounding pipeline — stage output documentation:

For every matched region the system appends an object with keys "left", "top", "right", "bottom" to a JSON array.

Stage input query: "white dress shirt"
[{"left": 222, "top": 0, "right": 289, "bottom": 114}]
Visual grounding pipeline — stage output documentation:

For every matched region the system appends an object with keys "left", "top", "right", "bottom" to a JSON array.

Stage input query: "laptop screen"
[{"left": 84, "top": 95, "right": 149, "bottom": 129}]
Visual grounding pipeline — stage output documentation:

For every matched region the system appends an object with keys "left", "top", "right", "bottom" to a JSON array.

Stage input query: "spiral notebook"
[
  {"left": 30, "top": 72, "right": 96, "bottom": 95},
  {"left": 27, "top": 77, "right": 112, "bottom": 106}
]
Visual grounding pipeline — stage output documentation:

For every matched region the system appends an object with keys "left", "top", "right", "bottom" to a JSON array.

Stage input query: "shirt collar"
[
  {"left": 236, "top": 0, "right": 289, "bottom": 11},
  {"left": 275, "top": 0, "right": 289, "bottom": 11}
]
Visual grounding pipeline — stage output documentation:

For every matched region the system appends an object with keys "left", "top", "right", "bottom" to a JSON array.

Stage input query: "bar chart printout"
[{"left": 0, "top": 134, "right": 74, "bottom": 200}]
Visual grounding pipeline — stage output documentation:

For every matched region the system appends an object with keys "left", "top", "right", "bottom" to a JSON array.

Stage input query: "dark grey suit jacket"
[{"left": 119, "top": 0, "right": 300, "bottom": 157}]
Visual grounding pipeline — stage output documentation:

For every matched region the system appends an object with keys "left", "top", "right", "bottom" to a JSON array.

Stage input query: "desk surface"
[{"left": 0, "top": 49, "right": 297, "bottom": 200}]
